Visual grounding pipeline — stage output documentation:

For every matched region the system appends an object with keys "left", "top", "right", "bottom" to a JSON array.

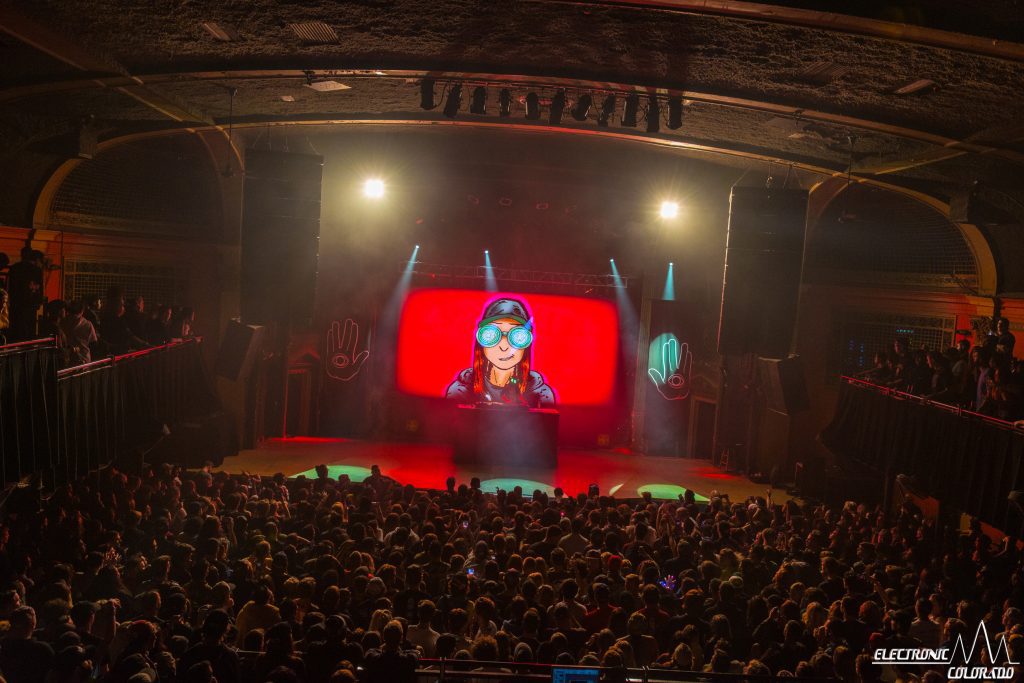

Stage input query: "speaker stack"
[
  {"left": 714, "top": 186, "right": 810, "bottom": 477},
  {"left": 240, "top": 149, "right": 323, "bottom": 327},
  {"left": 230, "top": 150, "right": 324, "bottom": 443},
  {"left": 718, "top": 186, "right": 808, "bottom": 358}
]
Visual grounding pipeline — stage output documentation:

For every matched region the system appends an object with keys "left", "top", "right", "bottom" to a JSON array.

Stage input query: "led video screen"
[{"left": 396, "top": 289, "right": 619, "bottom": 406}]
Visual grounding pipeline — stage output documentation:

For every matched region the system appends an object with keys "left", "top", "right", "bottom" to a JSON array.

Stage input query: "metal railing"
[
  {"left": 231, "top": 652, "right": 836, "bottom": 683},
  {"left": 0, "top": 336, "right": 58, "bottom": 354},
  {"left": 413, "top": 659, "right": 837, "bottom": 682},
  {"left": 57, "top": 337, "right": 201, "bottom": 378},
  {"left": 841, "top": 375, "right": 1024, "bottom": 430}
]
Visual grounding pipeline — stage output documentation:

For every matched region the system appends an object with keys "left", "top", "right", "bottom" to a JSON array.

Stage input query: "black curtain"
[
  {"left": 0, "top": 345, "right": 60, "bottom": 487},
  {"left": 822, "top": 381, "right": 1024, "bottom": 528},
  {"left": 57, "top": 341, "right": 222, "bottom": 481},
  {"left": 3, "top": 341, "right": 224, "bottom": 485},
  {"left": 59, "top": 365, "right": 121, "bottom": 482}
]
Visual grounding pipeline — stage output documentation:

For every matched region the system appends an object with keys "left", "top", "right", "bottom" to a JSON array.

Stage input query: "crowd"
[
  {"left": 0, "top": 247, "right": 195, "bottom": 365},
  {"left": 860, "top": 322, "right": 1023, "bottom": 421},
  {"left": 0, "top": 462, "right": 1021, "bottom": 683}
]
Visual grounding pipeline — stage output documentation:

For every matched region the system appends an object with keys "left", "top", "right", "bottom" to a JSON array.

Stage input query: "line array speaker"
[
  {"left": 718, "top": 186, "right": 808, "bottom": 358},
  {"left": 240, "top": 149, "right": 323, "bottom": 327}
]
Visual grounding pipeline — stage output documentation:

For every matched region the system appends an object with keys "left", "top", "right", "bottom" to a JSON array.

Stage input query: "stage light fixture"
[
  {"left": 571, "top": 94, "right": 592, "bottom": 121},
  {"left": 667, "top": 96, "right": 683, "bottom": 129},
  {"left": 525, "top": 92, "right": 540, "bottom": 120},
  {"left": 443, "top": 83, "right": 462, "bottom": 118},
  {"left": 420, "top": 78, "right": 435, "bottom": 110},
  {"left": 646, "top": 95, "right": 660, "bottom": 133},
  {"left": 363, "top": 178, "right": 385, "bottom": 199},
  {"left": 499, "top": 89, "right": 512, "bottom": 117},
  {"left": 660, "top": 200, "right": 679, "bottom": 219},
  {"left": 621, "top": 94, "right": 639, "bottom": 127},
  {"left": 470, "top": 86, "right": 487, "bottom": 114},
  {"left": 597, "top": 95, "right": 616, "bottom": 127},
  {"left": 549, "top": 90, "right": 566, "bottom": 125}
]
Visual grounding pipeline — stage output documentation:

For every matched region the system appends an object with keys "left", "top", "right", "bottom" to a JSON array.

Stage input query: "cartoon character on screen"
[{"left": 445, "top": 297, "right": 556, "bottom": 407}]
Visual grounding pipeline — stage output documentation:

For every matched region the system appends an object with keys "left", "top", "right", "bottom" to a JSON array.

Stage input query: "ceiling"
[{"left": 0, "top": 0, "right": 1022, "bottom": 288}]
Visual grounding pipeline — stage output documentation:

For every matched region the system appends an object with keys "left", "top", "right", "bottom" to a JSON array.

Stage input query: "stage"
[{"left": 214, "top": 438, "right": 791, "bottom": 502}]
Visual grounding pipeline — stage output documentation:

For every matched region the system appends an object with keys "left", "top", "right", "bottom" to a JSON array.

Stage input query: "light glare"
[
  {"left": 660, "top": 200, "right": 680, "bottom": 219},
  {"left": 363, "top": 178, "right": 385, "bottom": 199}
]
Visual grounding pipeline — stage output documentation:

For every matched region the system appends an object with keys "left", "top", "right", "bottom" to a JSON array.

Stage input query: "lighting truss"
[{"left": 403, "top": 262, "right": 631, "bottom": 290}]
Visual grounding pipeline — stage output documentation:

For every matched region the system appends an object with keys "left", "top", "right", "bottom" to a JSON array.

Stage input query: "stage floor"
[{"left": 215, "top": 438, "right": 789, "bottom": 502}]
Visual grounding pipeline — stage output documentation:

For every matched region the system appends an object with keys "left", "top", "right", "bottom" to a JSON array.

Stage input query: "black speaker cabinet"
[
  {"left": 718, "top": 186, "right": 808, "bottom": 358},
  {"left": 240, "top": 149, "right": 323, "bottom": 326},
  {"left": 759, "top": 355, "right": 809, "bottom": 416},
  {"left": 215, "top": 320, "right": 265, "bottom": 381}
]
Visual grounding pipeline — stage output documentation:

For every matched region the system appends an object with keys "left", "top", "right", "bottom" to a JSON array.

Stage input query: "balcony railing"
[
  {"left": 822, "top": 375, "right": 1024, "bottom": 528},
  {"left": 0, "top": 337, "right": 227, "bottom": 487}
]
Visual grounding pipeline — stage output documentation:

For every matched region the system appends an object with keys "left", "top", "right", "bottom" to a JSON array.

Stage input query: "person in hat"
[{"left": 445, "top": 297, "right": 555, "bottom": 407}]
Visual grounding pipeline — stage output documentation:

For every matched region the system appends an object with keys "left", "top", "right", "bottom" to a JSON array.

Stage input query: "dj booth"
[{"left": 451, "top": 403, "right": 559, "bottom": 468}]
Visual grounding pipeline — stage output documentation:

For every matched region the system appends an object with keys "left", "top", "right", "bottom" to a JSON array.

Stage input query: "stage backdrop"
[
  {"left": 397, "top": 289, "right": 618, "bottom": 405},
  {"left": 389, "top": 288, "right": 626, "bottom": 446}
]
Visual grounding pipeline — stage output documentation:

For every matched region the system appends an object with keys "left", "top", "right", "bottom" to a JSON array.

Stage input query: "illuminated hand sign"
[
  {"left": 648, "top": 335, "right": 692, "bottom": 400},
  {"left": 326, "top": 319, "right": 369, "bottom": 381}
]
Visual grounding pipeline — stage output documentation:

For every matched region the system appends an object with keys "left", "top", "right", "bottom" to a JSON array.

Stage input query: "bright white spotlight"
[
  {"left": 363, "top": 178, "right": 385, "bottom": 199},
  {"left": 660, "top": 200, "right": 680, "bottom": 219}
]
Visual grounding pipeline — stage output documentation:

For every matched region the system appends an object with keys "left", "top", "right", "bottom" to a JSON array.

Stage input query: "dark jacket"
[{"left": 445, "top": 368, "right": 555, "bottom": 407}]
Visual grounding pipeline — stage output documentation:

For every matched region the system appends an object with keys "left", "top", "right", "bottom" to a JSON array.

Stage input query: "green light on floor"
[
  {"left": 480, "top": 478, "right": 555, "bottom": 496},
  {"left": 637, "top": 484, "right": 710, "bottom": 502},
  {"left": 291, "top": 465, "right": 373, "bottom": 481}
]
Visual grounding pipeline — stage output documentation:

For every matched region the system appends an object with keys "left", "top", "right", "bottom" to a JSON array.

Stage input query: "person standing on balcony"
[
  {"left": 6, "top": 247, "right": 44, "bottom": 341},
  {"left": 60, "top": 300, "right": 98, "bottom": 366}
]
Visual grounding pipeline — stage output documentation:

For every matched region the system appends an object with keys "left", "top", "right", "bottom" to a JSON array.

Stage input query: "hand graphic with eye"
[
  {"left": 326, "top": 319, "right": 369, "bottom": 381},
  {"left": 648, "top": 337, "right": 693, "bottom": 400}
]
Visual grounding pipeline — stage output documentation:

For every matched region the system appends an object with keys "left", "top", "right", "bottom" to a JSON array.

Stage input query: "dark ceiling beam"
[
  {"left": 0, "top": 7, "right": 211, "bottom": 126},
  {"left": 859, "top": 123, "right": 1024, "bottom": 176},
  {"left": 548, "top": 0, "right": 1024, "bottom": 62},
  {"left": 2, "top": 68, "right": 1022, "bottom": 170}
]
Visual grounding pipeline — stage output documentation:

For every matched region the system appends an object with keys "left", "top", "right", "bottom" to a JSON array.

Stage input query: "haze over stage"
[{"left": 215, "top": 436, "right": 793, "bottom": 504}]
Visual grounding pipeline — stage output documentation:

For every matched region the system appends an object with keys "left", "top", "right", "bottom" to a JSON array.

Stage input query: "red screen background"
[{"left": 396, "top": 289, "right": 619, "bottom": 406}]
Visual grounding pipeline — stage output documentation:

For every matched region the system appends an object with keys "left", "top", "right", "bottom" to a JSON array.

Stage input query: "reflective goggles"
[{"left": 476, "top": 323, "right": 533, "bottom": 349}]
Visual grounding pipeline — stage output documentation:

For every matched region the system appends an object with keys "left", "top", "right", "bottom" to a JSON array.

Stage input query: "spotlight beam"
[
  {"left": 662, "top": 262, "right": 675, "bottom": 301},
  {"left": 484, "top": 250, "right": 498, "bottom": 292}
]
